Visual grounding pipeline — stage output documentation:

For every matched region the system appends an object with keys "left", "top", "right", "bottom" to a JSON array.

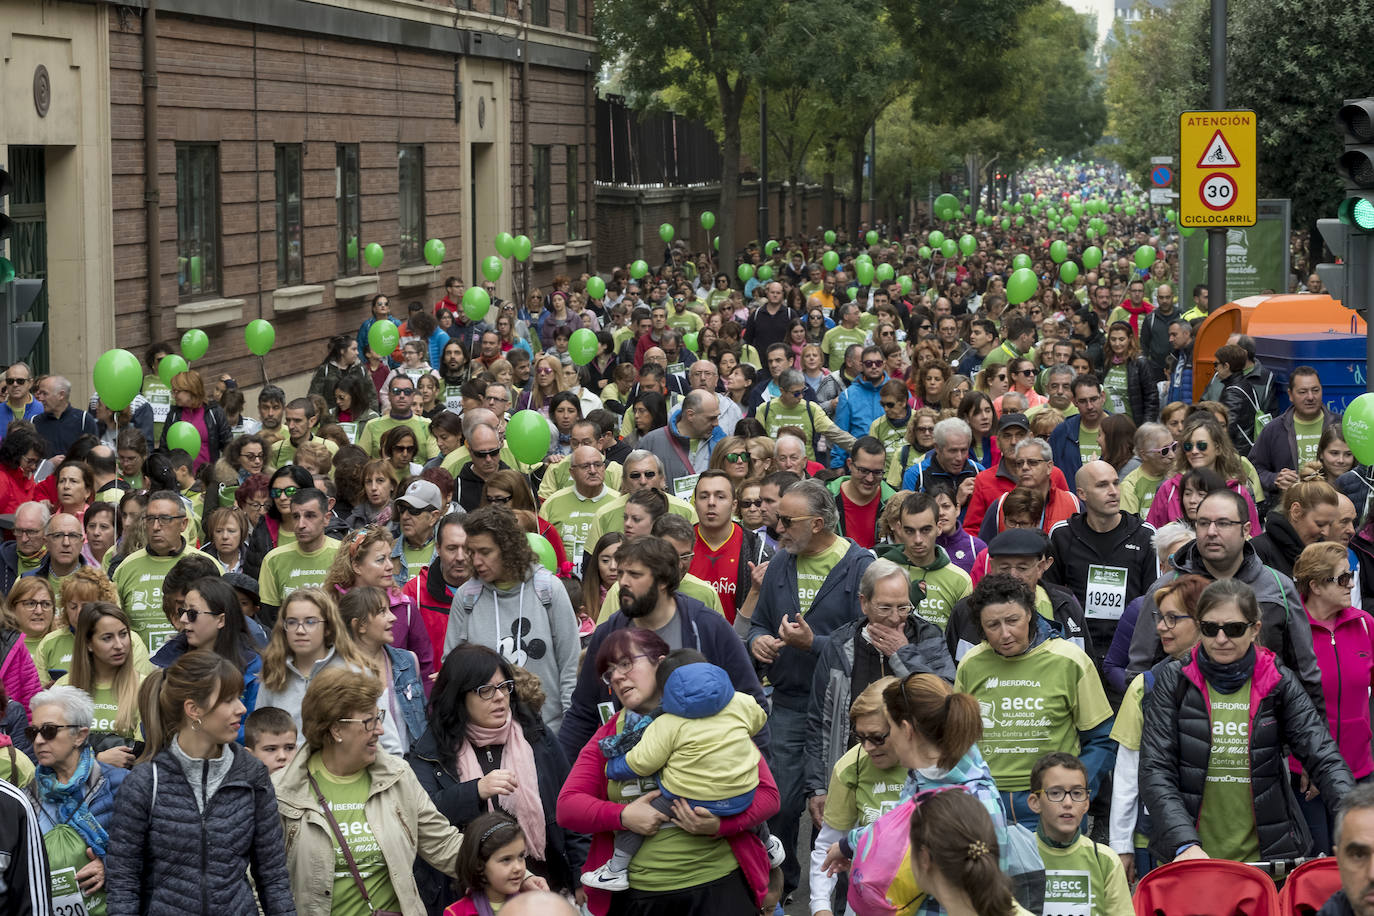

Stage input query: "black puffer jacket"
[
  {"left": 1249, "top": 513, "right": 1307, "bottom": 578},
  {"left": 1139, "top": 646, "right": 1354, "bottom": 862},
  {"left": 105, "top": 742, "right": 295, "bottom": 916},
  {"left": 1105, "top": 355, "right": 1160, "bottom": 424}
]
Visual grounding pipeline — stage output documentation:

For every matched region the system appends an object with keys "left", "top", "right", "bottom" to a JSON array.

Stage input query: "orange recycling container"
[{"left": 1191, "top": 294, "right": 1366, "bottom": 400}]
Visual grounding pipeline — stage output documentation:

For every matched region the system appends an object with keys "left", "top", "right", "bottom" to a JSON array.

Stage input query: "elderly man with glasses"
[
  {"left": 0, "top": 362, "right": 43, "bottom": 436},
  {"left": 540, "top": 445, "right": 616, "bottom": 568}
]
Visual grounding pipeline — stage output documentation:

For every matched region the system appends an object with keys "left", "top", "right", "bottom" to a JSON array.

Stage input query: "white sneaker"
[
  {"left": 765, "top": 833, "right": 786, "bottom": 868},
  {"left": 581, "top": 863, "right": 631, "bottom": 892}
]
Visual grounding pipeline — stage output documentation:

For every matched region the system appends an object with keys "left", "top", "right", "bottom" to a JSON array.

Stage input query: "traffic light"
[
  {"left": 0, "top": 279, "right": 44, "bottom": 365},
  {"left": 1318, "top": 217, "right": 1373, "bottom": 313},
  {"left": 1337, "top": 99, "right": 1374, "bottom": 232}
]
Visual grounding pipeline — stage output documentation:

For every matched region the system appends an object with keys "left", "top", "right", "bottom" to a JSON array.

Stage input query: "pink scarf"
[
  {"left": 457, "top": 718, "right": 546, "bottom": 859},
  {"left": 1118, "top": 299, "right": 1152, "bottom": 335}
]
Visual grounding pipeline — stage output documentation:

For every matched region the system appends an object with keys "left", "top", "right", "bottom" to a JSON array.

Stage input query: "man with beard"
[{"left": 558, "top": 534, "right": 770, "bottom": 762}]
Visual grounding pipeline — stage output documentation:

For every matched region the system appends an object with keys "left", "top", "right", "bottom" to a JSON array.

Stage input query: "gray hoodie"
[
  {"left": 256, "top": 646, "right": 348, "bottom": 733},
  {"left": 442, "top": 563, "right": 580, "bottom": 733}
]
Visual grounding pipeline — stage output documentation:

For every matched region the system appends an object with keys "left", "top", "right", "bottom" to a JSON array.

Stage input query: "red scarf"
[{"left": 1118, "top": 299, "right": 1152, "bottom": 335}]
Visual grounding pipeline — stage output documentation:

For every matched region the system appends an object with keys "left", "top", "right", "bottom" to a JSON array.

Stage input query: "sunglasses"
[
  {"left": 1146, "top": 442, "right": 1178, "bottom": 458},
  {"left": 627, "top": 470, "right": 658, "bottom": 480},
  {"left": 1198, "top": 619, "right": 1254, "bottom": 639},
  {"left": 775, "top": 514, "right": 818, "bottom": 529},
  {"left": 853, "top": 730, "right": 889, "bottom": 748},
  {"left": 724, "top": 452, "right": 750, "bottom": 463},
  {"left": 862, "top": 359, "right": 885, "bottom": 368},
  {"left": 389, "top": 386, "right": 415, "bottom": 396},
  {"left": 398, "top": 504, "right": 433, "bottom": 516},
  {"left": 881, "top": 401, "right": 903, "bottom": 409},
  {"left": 178, "top": 607, "right": 224, "bottom": 624},
  {"left": 25, "top": 723, "right": 78, "bottom": 742},
  {"left": 270, "top": 486, "right": 300, "bottom": 499},
  {"left": 739, "top": 499, "right": 763, "bottom": 508},
  {"left": 1182, "top": 440, "right": 1209, "bottom": 453},
  {"left": 471, "top": 447, "right": 502, "bottom": 460},
  {"left": 1324, "top": 572, "right": 1356, "bottom": 588}
]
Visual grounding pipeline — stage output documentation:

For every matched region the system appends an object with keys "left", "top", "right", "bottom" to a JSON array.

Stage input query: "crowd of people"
[{"left": 3, "top": 160, "right": 1374, "bottom": 916}]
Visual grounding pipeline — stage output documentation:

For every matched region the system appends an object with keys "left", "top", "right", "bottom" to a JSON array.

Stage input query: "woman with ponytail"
[
  {"left": 105, "top": 650, "right": 293, "bottom": 916},
  {"left": 907, "top": 787, "right": 1030, "bottom": 916}
]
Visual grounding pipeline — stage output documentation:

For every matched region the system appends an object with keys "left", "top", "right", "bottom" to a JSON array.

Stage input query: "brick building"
[{"left": 1, "top": 0, "right": 595, "bottom": 396}]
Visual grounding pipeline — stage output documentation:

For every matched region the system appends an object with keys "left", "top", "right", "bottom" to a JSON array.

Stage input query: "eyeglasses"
[
  {"left": 1199, "top": 619, "right": 1255, "bottom": 639},
  {"left": 339, "top": 709, "right": 388, "bottom": 732},
  {"left": 1151, "top": 610, "right": 1191, "bottom": 630},
  {"left": 1182, "top": 440, "right": 1209, "bottom": 453},
  {"left": 46, "top": 531, "right": 82, "bottom": 542},
  {"left": 1324, "top": 572, "right": 1356, "bottom": 588},
  {"left": 270, "top": 486, "right": 300, "bottom": 499},
  {"left": 1145, "top": 443, "right": 1178, "bottom": 458},
  {"left": 145, "top": 514, "right": 187, "bottom": 527},
  {"left": 915, "top": 425, "right": 936, "bottom": 435},
  {"left": 739, "top": 499, "right": 763, "bottom": 508},
  {"left": 17, "top": 599, "right": 54, "bottom": 611},
  {"left": 1014, "top": 458, "right": 1047, "bottom": 468},
  {"left": 881, "top": 401, "right": 903, "bottom": 409},
  {"left": 473, "top": 679, "right": 517, "bottom": 700},
  {"left": 871, "top": 604, "right": 915, "bottom": 616},
  {"left": 245, "top": 500, "right": 270, "bottom": 512},
  {"left": 862, "top": 359, "right": 885, "bottom": 368},
  {"left": 241, "top": 451, "right": 264, "bottom": 462},
  {"left": 854, "top": 730, "right": 889, "bottom": 748},
  {"left": 851, "top": 465, "right": 885, "bottom": 479},
  {"left": 1037, "top": 786, "right": 1090, "bottom": 803},
  {"left": 485, "top": 394, "right": 511, "bottom": 405},
  {"left": 389, "top": 386, "right": 415, "bottom": 396},
  {"left": 392, "top": 444, "right": 417, "bottom": 454},
  {"left": 572, "top": 460, "right": 606, "bottom": 472},
  {"left": 25, "top": 723, "right": 78, "bottom": 742},
  {"left": 1195, "top": 518, "right": 1244, "bottom": 532},
  {"left": 601, "top": 654, "right": 652, "bottom": 685},
  {"left": 398, "top": 503, "right": 433, "bottom": 517},
  {"left": 472, "top": 447, "right": 501, "bottom": 460},
  {"left": 627, "top": 470, "right": 658, "bottom": 480},
  {"left": 775, "top": 514, "right": 819, "bottom": 529},
  {"left": 724, "top": 452, "right": 750, "bottom": 464},
  {"left": 285, "top": 617, "right": 323, "bottom": 632}
]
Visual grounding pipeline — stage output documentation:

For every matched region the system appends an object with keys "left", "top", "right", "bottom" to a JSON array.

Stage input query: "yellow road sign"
[{"left": 1179, "top": 110, "right": 1257, "bottom": 228}]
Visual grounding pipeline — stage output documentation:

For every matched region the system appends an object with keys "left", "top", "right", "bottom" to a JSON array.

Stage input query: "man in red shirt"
[
  {"left": 825, "top": 436, "right": 891, "bottom": 549},
  {"left": 434, "top": 276, "right": 462, "bottom": 317},
  {"left": 689, "top": 470, "right": 770, "bottom": 623}
]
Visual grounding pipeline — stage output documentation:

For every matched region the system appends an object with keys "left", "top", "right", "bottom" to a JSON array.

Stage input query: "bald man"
[
  {"left": 1043, "top": 459, "right": 1159, "bottom": 688},
  {"left": 502, "top": 891, "right": 577, "bottom": 916}
]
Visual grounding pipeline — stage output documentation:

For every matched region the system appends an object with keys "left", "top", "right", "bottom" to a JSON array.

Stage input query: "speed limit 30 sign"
[{"left": 1179, "top": 110, "right": 1256, "bottom": 228}]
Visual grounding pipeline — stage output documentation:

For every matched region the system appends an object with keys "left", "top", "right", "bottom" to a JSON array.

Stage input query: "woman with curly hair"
[
  {"left": 440, "top": 506, "right": 580, "bottom": 732},
  {"left": 479, "top": 469, "right": 570, "bottom": 575}
]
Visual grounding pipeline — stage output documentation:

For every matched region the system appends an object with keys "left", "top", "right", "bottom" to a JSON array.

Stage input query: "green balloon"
[
  {"left": 507, "top": 409, "right": 552, "bottom": 464},
  {"left": 928, "top": 230, "right": 946, "bottom": 248},
  {"left": 846, "top": 287, "right": 858, "bottom": 301},
  {"left": 713, "top": 236, "right": 720, "bottom": 251},
  {"left": 244, "top": 319, "right": 275, "bottom": 357},
  {"left": 424, "top": 238, "right": 446, "bottom": 267},
  {"left": 1059, "top": 262, "right": 1079, "bottom": 284},
  {"left": 1134, "top": 245, "right": 1157, "bottom": 269},
  {"left": 630, "top": 260, "right": 649, "bottom": 279},
  {"left": 1001, "top": 218, "right": 1011, "bottom": 230},
  {"left": 757, "top": 265, "right": 774, "bottom": 281},
  {"left": 586, "top": 276, "right": 607, "bottom": 299},
  {"left": 1082, "top": 246, "right": 1103, "bottom": 270},
  {"left": 865, "top": 230, "right": 879, "bottom": 246},
  {"left": 166, "top": 421, "right": 202, "bottom": 459},
  {"left": 0, "top": 257, "right": 13, "bottom": 285},
  {"left": 1012, "top": 253, "right": 1032, "bottom": 271},
  {"left": 898, "top": 276, "right": 913, "bottom": 295},
  {"left": 963, "top": 189, "right": 970, "bottom": 197},
  {"left": 527, "top": 532, "right": 557, "bottom": 572},
  {"left": 369, "top": 320, "right": 399, "bottom": 356},
  {"left": 963, "top": 204, "right": 972, "bottom": 215},
  {"left": 513, "top": 235, "right": 533, "bottom": 261},
  {"left": 934, "top": 193, "right": 959, "bottom": 215},
  {"left": 737, "top": 263, "right": 755, "bottom": 283},
  {"left": 958, "top": 234, "right": 977, "bottom": 256},
  {"left": 822, "top": 251, "right": 840, "bottom": 272},
  {"left": 854, "top": 260, "right": 875, "bottom": 285},
  {"left": 1180, "top": 225, "right": 1197, "bottom": 238},
  {"left": 918, "top": 246, "right": 931, "bottom": 259},
  {"left": 481, "top": 256, "right": 504, "bottom": 283},
  {"left": 494, "top": 232, "right": 515, "bottom": 258},
  {"left": 158, "top": 354, "right": 189, "bottom": 387},
  {"left": 940, "top": 239, "right": 958, "bottom": 259},
  {"left": 364, "top": 243, "right": 384, "bottom": 269},
  {"left": 1070, "top": 201, "right": 1084, "bottom": 218},
  {"left": 1344, "top": 393, "right": 1374, "bottom": 465},
  {"left": 875, "top": 263, "right": 895, "bottom": 283},
  {"left": 1015, "top": 216, "right": 1025, "bottom": 227},
  {"left": 1006, "top": 267, "right": 1038, "bottom": 305},
  {"left": 462, "top": 287, "right": 491, "bottom": 322},
  {"left": 1049, "top": 240, "right": 1068, "bottom": 264},
  {"left": 180, "top": 329, "right": 209, "bottom": 362},
  {"left": 1061, "top": 215, "right": 1079, "bottom": 232},
  {"left": 659, "top": 223, "right": 675, "bottom": 244},
  {"left": 92, "top": 349, "right": 142, "bottom": 410},
  {"left": 568, "top": 328, "right": 598, "bottom": 365},
  {"left": 765, "top": 240, "right": 779, "bottom": 256},
  {"left": 683, "top": 332, "right": 698, "bottom": 355},
  {"left": 700, "top": 211, "right": 716, "bottom": 230},
  {"left": 824, "top": 230, "right": 836, "bottom": 245}
]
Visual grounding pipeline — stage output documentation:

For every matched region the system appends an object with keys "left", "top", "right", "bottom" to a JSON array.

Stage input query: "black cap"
[
  {"left": 223, "top": 571, "right": 260, "bottom": 599},
  {"left": 997, "top": 412, "right": 1030, "bottom": 433},
  {"left": 987, "top": 528, "right": 1048, "bottom": 558}
]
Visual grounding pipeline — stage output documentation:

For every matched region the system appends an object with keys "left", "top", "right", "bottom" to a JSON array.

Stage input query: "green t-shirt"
[
  {"left": 1118, "top": 467, "right": 1163, "bottom": 518},
  {"left": 402, "top": 539, "right": 435, "bottom": 578},
  {"left": 1078, "top": 426, "right": 1101, "bottom": 464},
  {"left": 1038, "top": 832, "right": 1133, "bottom": 916},
  {"left": 757, "top": 399, "right": 846, "bottom": 461},
  {"left": 822, "top": 326, "right": 867, "bottom": 371},
  {"left": 667, "top": 310, "right": 703, "bottom": 334},
  {"left": 269, "top": 434, "right": 340, "bottom": 469},
  {"left": 796, "top": 536, "right": 851, "bottom": 616},
  {"left": 885, "top": 549, "right": 972, "bottom": 632},
  {"left": 53, "top": 678, "right": 142, "bottom": 740},
  {"left": 113, "top": 547, "right": 223, "bottom": 652},
  {"left": 36, "top": 628, "right": 154, "bottom": 685},
  {"left": 258, "top": 538, "right": 341, "bottom": 606},
  {"left": 978, "top": 340, "right": 1022, "bottom": 370},
  {"left": 953, "top": 638, "right": 1112, "bottom": 791},
  {"left": 540, "top": 486, "right": 616, "bottom": 568},
  {"left": 1197, "top": 682, "right": 1260, "bottom": 862},
  {"left": 357, "top": 415, "right": 438, "bottom": 461},
  {"left": 308, "top": 755, "right": 401, "bottom": 916},
  {"left": 868, "top": 415, "right": 909, "bottom": 458},
  {"left": 1103, "top": 364, "right": 1130, "bottom": 419},
  {"left": 1294, "top": 417, "right": 1324, "bottom": 465},
  {"left": 1109, "top": 673, "right": 1146, "bottom": 752},
  {"left": 822, "top": 743, "right": 908, "bottom": 831}
]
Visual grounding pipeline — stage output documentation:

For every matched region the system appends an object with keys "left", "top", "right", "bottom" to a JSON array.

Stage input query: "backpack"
[
  {"left": 759, "top": 399, "right": 818, "bottom": 456},
  {"left": 1228, "top": 378, "right": 1271, "bottom": 445}
]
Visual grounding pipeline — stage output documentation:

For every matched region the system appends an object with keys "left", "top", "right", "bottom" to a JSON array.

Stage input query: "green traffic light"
[
  {"left": 0, "top": 257, "right": 13, "bottom": 285},
  {"left": 1338, "top": 197, "right": 1374, "bottom": 231}
]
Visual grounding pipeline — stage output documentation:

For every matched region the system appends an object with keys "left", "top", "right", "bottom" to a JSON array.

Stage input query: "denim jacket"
[{"left": 387, "top": 644, "right": 429, "bottom": 745}]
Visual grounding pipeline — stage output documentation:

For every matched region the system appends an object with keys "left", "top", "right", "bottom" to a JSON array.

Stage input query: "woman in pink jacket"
[
  {"left": 1146, "top": 416, "right": 1263, "bottom": 532},
  {"left": 0, "top": 606, "right": 41, "bottom": 712},
  {"left": 1293, "top": 541, "right": 1374, "bottom": 852}
]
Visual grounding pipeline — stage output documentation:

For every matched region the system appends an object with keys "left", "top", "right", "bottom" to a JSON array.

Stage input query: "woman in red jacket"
[
  {"left": 556, "top": 627, "right": 779, "bottom": 916},
  {"left": 1293, "top": 541, "right": 1374, "bottom": 853}
]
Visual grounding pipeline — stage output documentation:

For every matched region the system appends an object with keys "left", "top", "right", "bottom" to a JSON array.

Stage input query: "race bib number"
[
  {"left": 149, "top": 391, "right": 171, "bottom": 424},
  {"left": 672, "top": 473, "right": 700, "bottom": 500},
  {"left": 51, "top": 867, "right": 89, "bottom": 916},
  {"left": 666, "top": 362, "right": 686, "bottom": 377},
  {"left": 1043, "top": 870, "right": 1092, "bottom": 916},
  {"left": 446, "top": 392, "right": 464, "bottom": 412},
  {"left": 1085, "top": 564, "right": 1128, "bottom": 620},
  {"left": 338, "top": 422, "right": 358, "bottom": 444}
]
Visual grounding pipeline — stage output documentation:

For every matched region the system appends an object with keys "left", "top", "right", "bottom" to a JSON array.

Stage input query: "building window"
[
  {"left": 531, "top": 0, "right": 548, "bottom": 27},
  {"left": 567, "top": 0, "right": 578, "bottom": 32},
  {"left": 398, "top": 145, "right": 426, "bottom": 266},
  {"left": 336, "top": 144, "right": 361, "bottom": 277},
  {"left": 275, "top": 144, "right": 304, "bottom": 287},
  {"left": 175, "top": 144, "right": 220, "bottom": 300},
  {"left": 532, "top": 145, "right": 551, "bottom": 244},
  {"left": 566, "top": 145, "right": 579, "bottom": 241}
]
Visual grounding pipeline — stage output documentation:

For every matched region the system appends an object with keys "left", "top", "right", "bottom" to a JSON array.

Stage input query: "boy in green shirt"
[{"left": 1028, "top": 752, "right": 1132, "bottom": 916}]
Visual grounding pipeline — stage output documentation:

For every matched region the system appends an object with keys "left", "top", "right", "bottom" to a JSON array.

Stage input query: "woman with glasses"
[
  {"left": 150, "top": 576, "right": 261, "bottom": 713},
  {"left": 256, "top": 588, "right": 365, "bottom": 731},
  {"left": 1140, "top": 578, "right": 1354, "bottom": 863},
  {"left": 480, "top": 469, "right": 571, "bottom": 575},
  {"left": 993, "top": 357, "right": 1046, "bottom": 416},
  {"left": 1146, "top": 415, "right": 1262, "bottom": 532},
  {"left": 1292, "top": 541, "right": 1374, "bottom": 852},
  {"left": 409, "top": 644, "right": 580, "bottom": 908},
  {"left": 709, "top": 435, "right": 754, "bottom": 485},
  {"left": 973, "top": 363, "right": 1009, "bottom": 403},
  {"left": 736, "top": 482, "right": 765, "bottom": 532},
  {"left": 232, "top": 472, "right": 271, "bottom": 532},
  {"left": 242, "top": 464, "right": 315, "bottom": 580},
  {"left": 276, "top": 666, "right": 470, "bottom": 915},
  {"left": 516, "top": 354, "right": 567, "bottom": 418},
  {"left": 557, "top": 627, "right": 778, "bottom": 916},
  {"left": 0, "top": 581, "right": 42, "bottom": 712},
  {"left": 107, "top": 650, "right": 293, "bottom": 915},
  {"left": 380, "top": 424, "right": 423, "bottom": 478}
]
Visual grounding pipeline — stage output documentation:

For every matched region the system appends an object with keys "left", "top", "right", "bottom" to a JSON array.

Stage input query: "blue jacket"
[
  {"left": 747, "top": 538, "right": 875, "bottom": 710},
  {"left": 386, "top": 643, "right": 429, "bottom": 746},
  {"left": 900, "top": 450, "right": 983, "bottom": 494},
  {"left": 831, "top": 376, "right": 885, "bottom": 468},
  {"left": 426, "top": 329, "right": 451, "bottom": 371},
  {"left": 559, "top": 594, "right": 770, "bottom": 762},
  {"left": 357, "top": 315, "right": 401, "bottom": 360},
  {"left": 1166, "top": 344, "right": 1193, "bottom": 405},
  {"left": 0, "top": 398, "right": 43, "bottom": 440},
  {"left": 1048, "top": 413, "right": 1087, "bottom": 482},
  {"left": 150, "top": 633, "right": 262, "bottom": 740},
  {"left": 28, "top": 754, "right": 128, "bottom": 838}
]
